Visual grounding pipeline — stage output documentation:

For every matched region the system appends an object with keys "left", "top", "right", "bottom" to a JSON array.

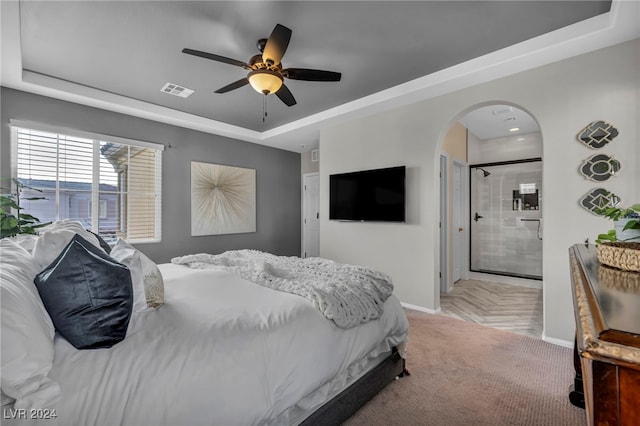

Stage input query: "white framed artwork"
[{"left": 190, "top": 161, "right": 256, "bottom": 236}]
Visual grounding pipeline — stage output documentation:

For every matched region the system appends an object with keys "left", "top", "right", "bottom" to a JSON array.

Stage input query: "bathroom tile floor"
[{"left": 439, "top": 279, "right": 543, "bottom": 339}]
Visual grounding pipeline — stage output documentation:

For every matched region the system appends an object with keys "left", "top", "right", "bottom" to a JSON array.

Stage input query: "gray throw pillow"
[
  {"left": 87, "top": 229, "right": 113, "bottom": 254},
  {"left": 34, "top": 234, "right": 133, "bottom": 349}
]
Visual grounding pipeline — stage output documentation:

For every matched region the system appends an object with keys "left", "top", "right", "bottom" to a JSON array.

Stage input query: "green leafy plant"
[
  {"left": 0, "top": 178, "right": 50, "bottom": 238},
  {"left": 595, "top": 203, "right": 640, "bottom": 244}
]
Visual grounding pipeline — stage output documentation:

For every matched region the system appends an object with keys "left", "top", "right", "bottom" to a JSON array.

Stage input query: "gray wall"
[{"left": 0, "top": 87, "right": 301, "bottom": 263}]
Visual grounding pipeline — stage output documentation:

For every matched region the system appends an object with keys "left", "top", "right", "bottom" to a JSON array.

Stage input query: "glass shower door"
[{"left": 470, "top": 161, "right": 542, "bottom": 279}]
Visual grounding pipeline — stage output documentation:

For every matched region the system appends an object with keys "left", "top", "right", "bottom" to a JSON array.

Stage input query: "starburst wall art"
[{"left": 190, "top": 161, "right": 256, "bottom": 236}]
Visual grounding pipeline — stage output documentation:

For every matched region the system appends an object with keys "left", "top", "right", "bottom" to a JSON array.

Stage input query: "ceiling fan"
[{"left": 182, "top": 24, "right": 341, "bottom": 107}]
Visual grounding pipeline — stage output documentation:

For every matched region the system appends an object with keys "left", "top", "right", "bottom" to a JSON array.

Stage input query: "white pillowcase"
[
  {"left": 38, "top": 219, "right": 101, "bottom": 244},
  {"left": 8, "top": 234, "right": 39, "bottom": 253},
  {"left": 32, "top": 221, "right": 103, "bottom": 271},
  {"left": 0, "top": 239, "right": 59, "bottom": 410},
  {"left": 110, "top": 238, "right": 164, "bottom": 311}
]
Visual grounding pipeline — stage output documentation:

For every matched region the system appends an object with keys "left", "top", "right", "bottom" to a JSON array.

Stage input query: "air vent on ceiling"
[
  {"left": 160, "top": 82, "right": 194, "bottom": 98},
  {"left": 491, "top": 106, "right": 514, "bottom": 116}
]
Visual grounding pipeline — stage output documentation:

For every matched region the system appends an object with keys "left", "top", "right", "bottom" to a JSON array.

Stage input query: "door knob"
[
  {"left": 458, "top": 227, "right": 464, "bottom": 232},
  {"left": 474, "top": 212, "right": 484, "bottom": 222}
]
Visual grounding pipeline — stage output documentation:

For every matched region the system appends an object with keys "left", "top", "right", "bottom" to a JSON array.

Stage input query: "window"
[
  {"left": 11, "top": 123, "right": 163, "bottom": 243},
  {"left": 99, "top": 200, "right": 108, "bottom": 219}
]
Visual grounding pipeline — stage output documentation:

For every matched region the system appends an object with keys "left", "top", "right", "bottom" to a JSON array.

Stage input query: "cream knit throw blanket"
[{"left": 171, "top": 250, "right": 394, "bottom": 328}]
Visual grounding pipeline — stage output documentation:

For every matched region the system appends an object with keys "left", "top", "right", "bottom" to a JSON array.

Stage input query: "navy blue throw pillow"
[
  {"left": 34, "top": 234, "right": 133, "bottom": 349},
  {"left": 88, "top": 230, "right": 112, "bottom": 254}
]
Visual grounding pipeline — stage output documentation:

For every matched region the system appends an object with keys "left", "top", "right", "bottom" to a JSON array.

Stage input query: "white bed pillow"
[
  {"left": 0, "top": 239, "right": 60, "bottom": 410},
  {"left": 32, "top": 220, "right": 103, "bottom": 272},
  {"left": 38, "top": 219, "right": 102, "bottom": 245},
  {"left": 9, "top": 233, "right": 39, "bottom": 253},
  {"left": 110, "top": 238, "right": 164, "bottom": 310}
]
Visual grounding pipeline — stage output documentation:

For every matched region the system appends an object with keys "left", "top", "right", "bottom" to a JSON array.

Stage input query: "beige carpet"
[{"left": 344, "top": 309, "right": 586, "bottom": 426}]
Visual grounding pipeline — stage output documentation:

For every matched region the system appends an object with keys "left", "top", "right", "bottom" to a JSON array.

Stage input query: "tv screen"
[{"left": 329, "top": 166, "right": 405, "bottom": 222}]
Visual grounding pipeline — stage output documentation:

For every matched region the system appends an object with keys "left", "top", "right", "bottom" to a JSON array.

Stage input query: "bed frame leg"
[{"left": 396, "top": 366, "right": 411, "bottom": 378}]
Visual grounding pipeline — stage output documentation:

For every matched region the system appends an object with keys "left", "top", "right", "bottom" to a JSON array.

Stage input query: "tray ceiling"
[{"left": 3, "top": 1, "right": 637, "bottom": 151}]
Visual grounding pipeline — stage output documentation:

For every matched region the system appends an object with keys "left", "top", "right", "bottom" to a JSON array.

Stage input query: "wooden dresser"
[{"left": 569, "top": 244, "right": 640, "bottom": 426}]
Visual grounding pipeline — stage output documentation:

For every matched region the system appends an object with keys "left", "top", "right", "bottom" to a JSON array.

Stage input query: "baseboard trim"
[
  {"left": 401, "top": 302, "right": 440, "bottom": 314},
  {"left": 542, "top": 335, "right": 573, "bottom": 348}
]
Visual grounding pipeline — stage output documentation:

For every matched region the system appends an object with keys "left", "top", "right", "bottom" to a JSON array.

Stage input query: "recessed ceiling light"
[{"left": 509, "top": 127, "right": 520, "bottom": 132}]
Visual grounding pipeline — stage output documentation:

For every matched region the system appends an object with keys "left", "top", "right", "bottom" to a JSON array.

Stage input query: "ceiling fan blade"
[
  {"left": 283, "top": 68, "right": 342, "bottom": 82},
  {"left": 182, "top": 48, "right": 249, "bottom": 69},
  {"left": 276, "top": 84, "right": 297, "bottom": 107},
  {"left": 262, "top": 24, "right": 292, "bottom": 66},
  {"left": 214, "top": 78, "right": 249, "bottom": 94}
]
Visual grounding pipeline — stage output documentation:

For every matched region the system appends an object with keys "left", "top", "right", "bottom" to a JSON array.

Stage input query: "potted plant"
[
  {"left": 595, "top": 204, "right": 640, "bottom": 244},
  {"left": 0, "top": 178, "right": 50, "bottom": 238}
]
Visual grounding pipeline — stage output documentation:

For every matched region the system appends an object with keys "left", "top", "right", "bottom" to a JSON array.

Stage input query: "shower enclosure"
[{"left": 470, "top": 159, "right": 542, "bottom": 279}]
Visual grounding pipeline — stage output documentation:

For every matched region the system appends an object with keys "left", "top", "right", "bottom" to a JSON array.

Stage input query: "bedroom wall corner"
[{"left": 301, "top": 150, "right": 319, "bottom": 175}]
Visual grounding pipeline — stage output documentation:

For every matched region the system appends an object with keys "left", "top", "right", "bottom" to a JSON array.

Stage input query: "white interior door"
[
  {"left": 303, "top": 173, "right": 320, "bottom": 258},
  {"left": 439, "top": 155, "right": 448, "bottom": 293},
  {"left": 452, "top": 162, "right": 465, "bottom": 283}
]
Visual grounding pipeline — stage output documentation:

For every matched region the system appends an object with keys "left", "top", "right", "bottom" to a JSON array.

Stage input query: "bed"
[{"left": 1, "top": 222, "right": 409, "bottom": 426}]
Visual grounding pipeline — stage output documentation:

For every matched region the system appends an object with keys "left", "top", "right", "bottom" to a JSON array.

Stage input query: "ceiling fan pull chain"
[{"left": 263, "top": 94, "right": 268, "bottom": 123}]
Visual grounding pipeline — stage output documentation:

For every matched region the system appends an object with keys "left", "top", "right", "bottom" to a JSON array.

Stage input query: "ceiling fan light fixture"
[
  {"left": 248, "top": 69, "right": 283, "bottom": 95},
  {"left": 182, "top": 23, "right": 337, "bottom": 109}
]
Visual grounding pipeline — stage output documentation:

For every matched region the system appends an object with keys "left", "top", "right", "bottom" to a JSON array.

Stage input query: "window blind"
[{"left": 11, "top": 126, "right": 162, "bottom": 243}]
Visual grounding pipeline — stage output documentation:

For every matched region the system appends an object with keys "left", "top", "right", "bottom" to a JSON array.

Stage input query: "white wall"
[
  {"left": 468, "top": 131, "right": 542, "bottom": 164},
  {"left": 301, "top": 150, "right": 319, "bottom": 175},
  {"left": 320, "top": 39, "right": 640, "bottom": 343}
]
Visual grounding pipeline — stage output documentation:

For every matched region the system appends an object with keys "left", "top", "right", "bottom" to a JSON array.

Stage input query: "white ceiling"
[
  {"left": 2, "top": 1, "right": 639, "bottom": 152},
  {"left": 459, "top": 104, "right": 539, "bottom": 140}
]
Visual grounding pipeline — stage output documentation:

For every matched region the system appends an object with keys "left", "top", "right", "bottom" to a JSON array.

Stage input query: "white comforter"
[
  {"left": 43, "top": 263, "right": 408, "bottom": 426},
  {"left": 171, "top": 250, "right": 395, "bottom": 328}
]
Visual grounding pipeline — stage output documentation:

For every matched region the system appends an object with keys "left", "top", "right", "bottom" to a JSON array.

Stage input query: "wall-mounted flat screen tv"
[{"left": 329, "top": 166, "right": 405, "bottom": 222}]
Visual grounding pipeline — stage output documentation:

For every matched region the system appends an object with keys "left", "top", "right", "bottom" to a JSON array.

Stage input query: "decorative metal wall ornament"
[
  {"left": 191, "top": 161, "right": 256, "bottom": 236},
  {"left": 576, "top": 120, "right": 619, "bottom": 149},
  {"left": 579, "top": 188, "right": 621, "bottom": 215},
  {"left": 579, "top": 154, "right": 622, "bottom": 182}
]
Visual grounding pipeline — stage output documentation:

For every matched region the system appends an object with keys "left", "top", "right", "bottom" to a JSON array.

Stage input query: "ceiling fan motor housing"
[
  {"left": 249, "top": 54, "right": 282, "bottom": 71},
  {"left": 256, "top": 38, "right": 268, "bottom": 53}
]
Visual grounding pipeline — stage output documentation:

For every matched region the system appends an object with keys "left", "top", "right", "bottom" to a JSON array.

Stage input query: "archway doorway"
[{"left": 439, "top": 102, "right": 543, "bottom": 339}]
